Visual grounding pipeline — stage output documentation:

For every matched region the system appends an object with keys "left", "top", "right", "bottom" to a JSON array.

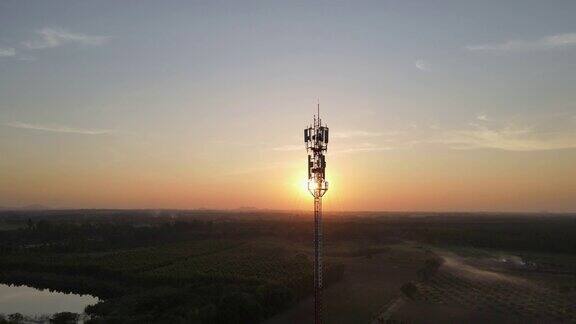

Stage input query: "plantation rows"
[
  {"left": 0, "top": 238, "right": 339, "bottom": 323},
  {"left": 413, "top": 271, "right": 576, "bottom": 321},
  {"left": 0, "top": 239, "right": 323, "bottom": 293},
  {"left": 87, "top": 239, "right": 240, "bottom": 273},
  {"left": 0, "top": 239, "right": 238, "bottom": 277},
  {"left": 139, "top": 241, "right": 313, "bottom": 286}
]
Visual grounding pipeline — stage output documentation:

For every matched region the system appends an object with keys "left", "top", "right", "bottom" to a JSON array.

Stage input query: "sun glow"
[{"left": 300, "top": 178, "right": 310, "bottom": 195}]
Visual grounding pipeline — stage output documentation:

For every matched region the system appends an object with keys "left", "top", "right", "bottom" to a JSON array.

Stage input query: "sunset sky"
[{"left": 1, "top": 1, "right": 576, "bottom": 212}]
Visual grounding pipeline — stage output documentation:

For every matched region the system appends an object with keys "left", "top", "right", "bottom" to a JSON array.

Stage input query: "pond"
[{"left": 0, "top": 284, "right": 99, "bottom": 317}]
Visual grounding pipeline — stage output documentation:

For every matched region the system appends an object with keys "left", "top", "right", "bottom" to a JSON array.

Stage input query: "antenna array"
[{"left": 304, "top": 103, "right": 329, "bottom": 324}]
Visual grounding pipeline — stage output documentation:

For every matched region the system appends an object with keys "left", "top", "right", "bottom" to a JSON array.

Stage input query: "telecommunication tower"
[{"left": 304, "top": 103, "right": 329, "bottom": 324}]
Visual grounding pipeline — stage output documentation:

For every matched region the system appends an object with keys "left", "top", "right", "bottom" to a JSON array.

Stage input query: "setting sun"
[{"left": 1, "top": 1, "right": 576, "bottom": 323}]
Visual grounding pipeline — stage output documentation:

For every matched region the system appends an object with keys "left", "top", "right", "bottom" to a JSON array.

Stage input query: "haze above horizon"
[{"left": 1, "top": 1, "right": 575, "bottom": 212}]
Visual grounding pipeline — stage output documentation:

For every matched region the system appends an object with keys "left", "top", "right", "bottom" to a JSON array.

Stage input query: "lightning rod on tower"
[{"left": 304, "top": 102, "right": 329, "bottom": 324}]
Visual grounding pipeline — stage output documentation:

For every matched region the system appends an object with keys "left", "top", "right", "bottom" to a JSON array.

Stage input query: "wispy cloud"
[
  {"left": 415, "top": 59, "right": 431, "bottom": 71},
  {"left": 5, "top": 121, "right": 113, "bottom": 135},
  {"left": 225, "top": 161, "right": 297, "bottom": 176},
  {"left": 332, "top": 130, "right": 384, "bottom": 139},
  {"left": 23, "top": 27, "right": 110, "bottom": 50},
  {"left": 476, "top": 114, "right": 490, "bottom": 121},
  {"left": 466, "top": 33, "right": 576, "bottom": 52},
  {"left": 332, "top": 143, "right": 394, "bottom": 155},
  {"left": 0, "top": 47, "right": 16, "bottom": 57},
  {"left": 272, "top": 144, "right": 302, "bottom": 151},
  {"left": 418, "top": 114, "right": 576, "bottom": 151},
  {"left": 16, "top": 55, "right": 36, "bottom": 62},
  {"left": 267, "top": 115, "right": 576, "bottom": 155},
  {"left": 432, "top": 124, "right": 576, "bottom": 151},
  {"left": 329, "top": 114, "right": 576, "bottom": 152}
]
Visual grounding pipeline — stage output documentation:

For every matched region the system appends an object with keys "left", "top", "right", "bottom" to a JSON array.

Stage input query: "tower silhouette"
[{"left": 304, "top": 103, "right": 329, "bottom": 324}]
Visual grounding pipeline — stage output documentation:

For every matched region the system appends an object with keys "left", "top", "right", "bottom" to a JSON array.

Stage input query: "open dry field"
[
  {"left": 267, "top": 242, "right": 430, "bottom": 323},
  {"left": 271, "top": 239, "right": 576, "bottom": 323},
  {"left": 387, "top": 248, "right": 576, "bottom": 323}
]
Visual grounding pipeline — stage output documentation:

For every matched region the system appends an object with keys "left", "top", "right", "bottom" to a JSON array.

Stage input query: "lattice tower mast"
[{"left": 304, "top": 103, "right": 329, "bottom": 324}]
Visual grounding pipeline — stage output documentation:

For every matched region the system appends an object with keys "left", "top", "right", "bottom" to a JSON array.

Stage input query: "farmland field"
[
  {"left": 1, "top": 210, "right": 575, "bottom": 323},
  {"left": 386, "top": 248, "right": 576, "bottom": 323}
]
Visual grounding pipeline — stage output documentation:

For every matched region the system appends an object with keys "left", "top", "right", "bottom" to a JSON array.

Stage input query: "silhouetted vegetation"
[
  {"left": 417, "top": 257, "right": 444, "bottom": 282},
  {"left": 400, "top": 282, "right": 417, "bottom": 299},
  {"left": 0, "top": 210, "right": 574, "bottom": 322},
  {"left": 51, "top": 312, "right": 79, "bottom": 324}
]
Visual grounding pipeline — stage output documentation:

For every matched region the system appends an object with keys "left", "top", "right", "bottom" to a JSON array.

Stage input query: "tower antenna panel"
[{"left": 304, "top": 101, "right": 329, "bottom": 324}]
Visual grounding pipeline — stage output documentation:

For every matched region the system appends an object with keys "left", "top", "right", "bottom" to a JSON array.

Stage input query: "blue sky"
[{"left": 1, "top": 1, "right": 575, "bottom": 211}]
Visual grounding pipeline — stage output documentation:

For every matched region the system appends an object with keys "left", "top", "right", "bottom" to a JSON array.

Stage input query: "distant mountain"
[
  {"left": 235, "top": 206, "right": 259, "bottom": 211},
  {"left": 20, "top": 204, "right": 50, "bottom": 210},
  {"left": 0, "top": 204, "right": 51, "bottom": 211}
]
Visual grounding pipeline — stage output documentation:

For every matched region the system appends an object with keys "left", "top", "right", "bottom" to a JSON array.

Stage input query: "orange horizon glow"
[
  {"left": 2, "top": 3, "right": 576, "bottom": 212},
  {"left": 2, "top": 145, "right": 575, "bottom": 212}
]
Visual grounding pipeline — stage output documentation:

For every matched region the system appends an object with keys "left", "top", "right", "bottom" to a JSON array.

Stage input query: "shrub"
[
  {"left": 51, "top": 312, "right": 79, "bottom": 324},
  {"left": 401, "top": 282, "right": 418, "bottom": 299},
  {"left": 7, "top": 313, "right": 24, "bottom": 324}
]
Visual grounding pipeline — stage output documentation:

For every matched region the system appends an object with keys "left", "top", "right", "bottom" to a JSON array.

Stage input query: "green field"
[{"left": 0, "top": 232, "right": 343, "bottom": 323}]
